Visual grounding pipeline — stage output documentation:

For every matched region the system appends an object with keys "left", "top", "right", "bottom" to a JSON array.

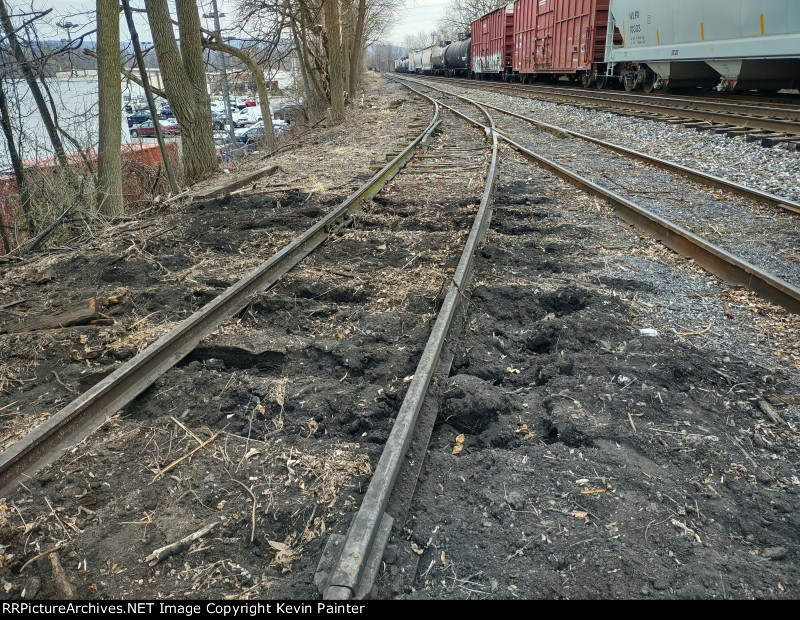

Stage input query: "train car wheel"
[
  {"left": 623, "top": 74, "right": 638, "bottom": 92},
  {"left": 643, "top": 72, "right": 657, "bottom": 93},
  {"left": 595, "top": 75, "right": 607, "bottom": 90}
]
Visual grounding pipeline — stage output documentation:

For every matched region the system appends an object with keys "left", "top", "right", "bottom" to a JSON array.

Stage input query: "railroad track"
[
  {"left": 317, "top": 83, "right": 500, "bottom": 600},
  {"left": 414, "top": 75, "right": 800, "bottom": 148},
  {"left": 0, "top": 101, "right": 447, "bottom": 495},
  {"left": 398, "top": 75, "right": 800, "bottom": 315},
  {"left": 0, "top": 83, "right": 502, "bottom": 600},
  {"left": 309, "top": 75, "right": 800, "bottom": 599},
  {"left": 1, "top": 78, "right": 796, "bottom": 600},
  {"left": 312, "top": 75, "right": 800, "bottom": 599}
]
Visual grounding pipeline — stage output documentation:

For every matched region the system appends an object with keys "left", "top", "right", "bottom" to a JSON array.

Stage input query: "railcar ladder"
[{"left": 604, "top": 15, "right": 616, "bottom": 76}]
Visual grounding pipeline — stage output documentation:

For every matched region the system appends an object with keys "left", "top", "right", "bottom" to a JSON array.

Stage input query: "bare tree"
[
  {"left": 237, "top": 0, "right": 400, "bottom": 124},
  {"left": 367, "top": 41, "right": 400, "bottom": 72},
  {"left": 438, "top": 0, "right": 505, "bottom": 37},
  {"left": 403, "top": 30, "right": 436, "bottom": 51},
  {"left": 121, "top": 0, "right": 179, "bottom": 194},
  {"left": 344, "top": 0, "right": 368, "bottom": 97},
  {"left": 202, "top": 35, "right": 277, "bottom": 150},
  {"left": 0, "top": 0, "right": 70, "bottom": 171},
  {"left": 0, "top": 78, "right": 33, "bottom": 235},
  {"left": 146, "top": 0, "right": 217, "bottom": 183},
  {"left": 96, "top": 0, "right": 123, "bottom": 215},
  {"left": 322, "top": 0, "right": 345, "bottom": 122}
]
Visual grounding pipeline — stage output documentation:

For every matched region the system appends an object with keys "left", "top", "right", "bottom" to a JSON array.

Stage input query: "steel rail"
[
  {"left": 0, "top": 102, "right": 443, "bottom": 496},
  {"left": 397, "top": 75, "right": 800, "bottom": 316},
  {"left": 501, "top": 134, "right": 800, "bottom": 314},
  {"left": 401, "top": 76, "right": 800, "bottom": 215},
  {"left": 436, "top": 76, "right": 800, "bottom": 119},
  {"left": 417, "top": 76, "right": 800, "bottom": 136},
  {"left": 323, "top": 84, "right": 499, "bottom": 600}
]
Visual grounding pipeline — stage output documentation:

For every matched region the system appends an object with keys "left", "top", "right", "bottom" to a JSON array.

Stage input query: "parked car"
[
  {"left": 273, "top": 103, "right": 305, "bottom": 124},
  {"left": 235, "top": 124, "right": 266, "bottom": 146},
  {"left": 158, "top": 105, "right": 174, "bottom": 119},
  {"left": 130, "top": 119, "right": 180, "bottom": 138},
  {"left": 212, "top": 112, "right": 228, "bottom": 130},
  {"left": 234, "top": 119, "right": 289, "bottom": 145},
  {"left": 126, "top": 111, "right": 151, "bottom": 127},
  {"left": 234, "top": 107, "right": 262, "bottom": 128}
]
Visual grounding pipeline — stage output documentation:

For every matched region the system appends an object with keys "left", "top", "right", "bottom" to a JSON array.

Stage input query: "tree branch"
[{"left": 83, "top": 48, "right": 168, "bottom": 99}]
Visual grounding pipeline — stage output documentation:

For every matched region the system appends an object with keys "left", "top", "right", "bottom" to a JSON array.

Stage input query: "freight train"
[{"left": 394, "top": 0, "right": 800, "bottom": 93}]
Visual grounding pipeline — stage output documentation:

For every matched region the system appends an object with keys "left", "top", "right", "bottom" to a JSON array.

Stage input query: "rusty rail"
[{"left": 0, "top": 100, "right": 442, "bottom": 495}]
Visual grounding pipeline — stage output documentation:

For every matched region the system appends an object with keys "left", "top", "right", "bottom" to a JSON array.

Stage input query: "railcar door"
[
  {"left": 481, "top": 18, "right": 490, "bottom": 72},
  {"left": 535, "top": 0, "right": 554, "bottom": 69}
]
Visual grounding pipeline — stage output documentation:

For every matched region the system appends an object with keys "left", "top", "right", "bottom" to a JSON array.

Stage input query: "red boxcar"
[
  {"left": 471, "top": 3, "right": 515, "bottom": 78},
  {"left": 513, "top": 0, "right": 609, "bottom": 84}
]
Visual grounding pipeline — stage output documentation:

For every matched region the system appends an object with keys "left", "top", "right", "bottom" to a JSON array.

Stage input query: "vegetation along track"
[
  {"left": 416, "top": 76, "right": 800, "bottom": 148},
  {"left": 0, "top": 82, "right": 500, "bottom": 599},
  {"left": 400, "top": 76, "right": 800, "bottom": 316}
]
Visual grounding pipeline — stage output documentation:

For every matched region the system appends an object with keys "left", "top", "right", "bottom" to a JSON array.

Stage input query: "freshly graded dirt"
[{"left": 380, "top": 148, "right": 799, "bottom": 600}]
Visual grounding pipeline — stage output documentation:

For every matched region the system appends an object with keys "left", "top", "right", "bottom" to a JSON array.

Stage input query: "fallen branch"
[
  {"left": 676, "top": 323, "right": 713, "bottom": 337},
  {"left": 19, "top": 543, "right": 63, "bottom": 573},
  {"left": 152, "top": 431, "right": 219, "bottom": 481},
  {"left": 144, "top": 522, "right": 219, "bottom": 566},
  {"left": 767, "top": 394, "right": 800, "bottom": 406},
  {"left": 4, "top": 298, "right": 98, "bottom": 334},
  {"left": 49, "top": 552, "right": 75, "bottom": 599},
  {"left": 9, "top": 204, "right": 75, "bottom": 256},
  {"left": 232, "top": 478, "right": 257, "bottom": 543},
  {"left": 757, "top": 400, "right": 785, "bottom": 425},
  {"left": 170, "top": 416, "right": 203, "bottom": 445}
]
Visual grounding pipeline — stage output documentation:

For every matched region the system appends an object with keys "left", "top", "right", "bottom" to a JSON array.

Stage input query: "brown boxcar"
[
  {"left": 471, "top": 4, "right": 515, "bottom": 78},
  {"left": 513, "top": 0, "right": 610, "bottom": 83}
]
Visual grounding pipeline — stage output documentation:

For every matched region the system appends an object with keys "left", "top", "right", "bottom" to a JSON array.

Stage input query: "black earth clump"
[{"left": 439, "top": 374, "right": 511, "bottom": 434}]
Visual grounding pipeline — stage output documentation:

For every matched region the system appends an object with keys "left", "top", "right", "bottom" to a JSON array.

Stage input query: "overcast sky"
[
  {"left": 387, "top": 0, "right": 449, "bottom": 45},
  {"left": 20, "top": 0, "right": 447, "bottom": 47}
]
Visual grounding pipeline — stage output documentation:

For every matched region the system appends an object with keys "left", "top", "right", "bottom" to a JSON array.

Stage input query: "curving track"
[
  {"left": 413, "top": 76, "right": 800, "bottom": 144},
  {"left": 397, "top": 75, "right": 800, "bottom": 315}
]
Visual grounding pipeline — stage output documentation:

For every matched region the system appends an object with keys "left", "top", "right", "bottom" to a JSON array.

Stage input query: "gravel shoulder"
[
  {"left": 419, "top": 78, "right": 800, "bottom": 203},
  {"left": 382, "top": 146, "right": 800, "bottom": 600}
]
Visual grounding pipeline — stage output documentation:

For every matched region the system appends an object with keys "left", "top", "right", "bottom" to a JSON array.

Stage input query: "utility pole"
[
  {"left": 203, "top": 0, "right": 237, "bottom": 145},
  {"left": 57, "top": 21, "right": 80, "bottom": 77},
  {"left": 121, "top": 0, "right": 179, "bottom": 194}
]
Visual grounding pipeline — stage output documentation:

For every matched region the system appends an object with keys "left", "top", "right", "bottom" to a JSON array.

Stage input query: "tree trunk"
[
  {"left": 96, "top": 0, "right": 124, "bottom": 216},
  {"left": 146, "top": 0, "right": 217, "bottom": 183},
  {"left": 121, "top": 0, "right": 179, "bottom": 194},
  {"left": 348, "top": 0, "right": 367, "bottom": 98},
  {"left": 289, "top": 1, "right": 328, "bottom": 116},
  {"left": 0, "top": 0, "right": 70, "bottom": 171},
  {"left": 341, "top": 0, "right": 354, "bottom": 99},
  {"left": 203, "top": 38, "right": 276, "bottom": 150},
  {"left": 322, "top": 0, "right": 345, "bottom": 123},
  {"left": 0, "top": 80, "right": 34, "bottom": 235}
]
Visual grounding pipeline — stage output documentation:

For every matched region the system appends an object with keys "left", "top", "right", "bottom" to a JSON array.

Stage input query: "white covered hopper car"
[{"left": 605, "top": 0, "right": 800, "bottom": 92}]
